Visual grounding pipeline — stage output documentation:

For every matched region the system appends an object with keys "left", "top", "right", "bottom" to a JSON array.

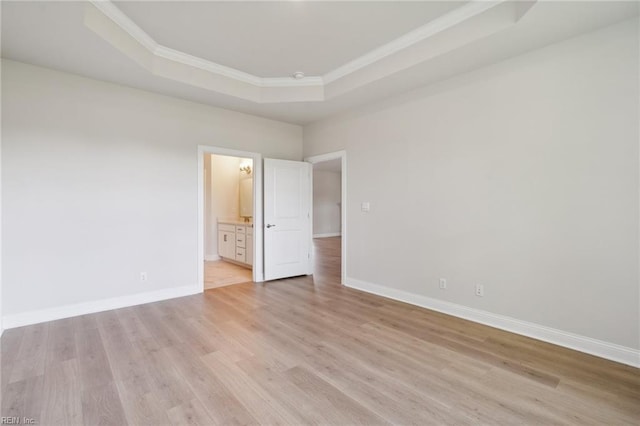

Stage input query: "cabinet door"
[
  {"left": 218, "top": 231, "right": 235, "bottom": 259},
  {"left": 246, "top": 234, "right": 253, "bottom": 266}
]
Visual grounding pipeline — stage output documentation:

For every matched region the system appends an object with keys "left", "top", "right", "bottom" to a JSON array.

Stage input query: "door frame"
[
  {"left": 304, "top": 150, "right": 347, "bottom": 285},
  {"left": 198, "top": 145, "right": 264, "bottom": 291}
]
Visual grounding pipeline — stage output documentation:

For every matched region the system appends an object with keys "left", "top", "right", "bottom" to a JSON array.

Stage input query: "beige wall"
[
  {"left": 304, "top": 19, "right": 639, "bottom": 350},
  {"left": 2, "top": 60, "right": 302, "bottom": 318}
]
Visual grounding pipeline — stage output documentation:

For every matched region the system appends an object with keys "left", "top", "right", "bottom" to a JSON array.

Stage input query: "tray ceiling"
[
  {"left": 2, "top": 1, "right": 638, "bottom": 124},
  {"left": 113, "top": 0, "right": 467, "bottom": 78}
]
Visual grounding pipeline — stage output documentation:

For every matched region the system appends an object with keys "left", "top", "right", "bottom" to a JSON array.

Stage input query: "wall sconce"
[{"left": 240, "top": 164, "right": 252, "bottom": 175}]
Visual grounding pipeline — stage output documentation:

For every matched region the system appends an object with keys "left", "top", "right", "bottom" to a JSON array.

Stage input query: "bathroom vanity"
[{"left": 218, "top": 220, "right": 253, "bottom": 268}]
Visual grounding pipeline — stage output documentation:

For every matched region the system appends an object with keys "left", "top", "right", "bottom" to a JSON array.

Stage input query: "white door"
[{"left": 264, "top": 158, "right": 312, "bottom": 281}]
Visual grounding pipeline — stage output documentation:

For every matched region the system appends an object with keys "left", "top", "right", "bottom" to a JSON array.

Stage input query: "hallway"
[{"left": 312, "top": 236, "right": 341, "bottom": 281}]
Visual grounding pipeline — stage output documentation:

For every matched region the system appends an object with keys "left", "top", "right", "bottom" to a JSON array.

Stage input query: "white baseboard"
[
  {"left": 2, "top": 284, "right": 202, "bottom": 329},
  {"left": 345, "top": 277, "right": 640, "bottom": 368},
  {"left": 205, "top": 255, "right": 221, "bottom": 261},
  {"left": 313, "top": 232, "right": 341, "bottom": 238}
]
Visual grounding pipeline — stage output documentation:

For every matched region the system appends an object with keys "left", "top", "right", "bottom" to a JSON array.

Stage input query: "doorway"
[
  {"left": 305, "top": 151, "right": 347, "bottom": 284},
  {"left": 204, "top": 153, "right": 253, "bottom": 289},
  {"left": 198, "top": 146, "right": 263, "bottom": 291}
]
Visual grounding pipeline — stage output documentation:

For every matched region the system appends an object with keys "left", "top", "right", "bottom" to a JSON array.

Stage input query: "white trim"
[
  {"left": 198, "top": 145, "right": 263, "bottom": 290},
  {"left": 155, "top": 47, "right": 326, "bottom": 88},
  {"left": 261, "top": 77, "right": 324, "bottom": 88},
  {"left": 88, "top": 0, "right": 324, "bottom": 89},
  {"left": 305, "top": 151, "right": 347, "bottom": 164},
  {"left": 88, "top": 0, "right": 510, "bottom": 90},
  {"left": 313, "top": 233, "right": 341, "bottom": 238},
  {"left": 344, "top": 277, "right": 640, "bottom": 368},
  {"left": 2, "top": 284, "right": 200, "bottom": 329},
  {"left": 323, "top": 0, "right": 505, "bottom": 84},
  {"left": 305, "top": 150, "right": 347, "bottom": 285},
  {"left": 89, "top": 0, "right": 158, "bottom": 53},
  {"left": 155, "top": 45, "right": 264, "bottom": 86},
  {"left": 204, "top": 255, "right": 221, "bottom": 262}
]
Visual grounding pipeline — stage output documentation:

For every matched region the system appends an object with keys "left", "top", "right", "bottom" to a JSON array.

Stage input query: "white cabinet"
[
  {"left": 217, "top": 223, "right": 236, "bottom": 260},
  {"left": 218, "top": 221, "right": 253, "bottom": 268}
]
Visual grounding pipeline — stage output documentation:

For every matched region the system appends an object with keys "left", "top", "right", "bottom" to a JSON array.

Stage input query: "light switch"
[{"left": 361, "top": 202, "right": 370, "bottom": 212}]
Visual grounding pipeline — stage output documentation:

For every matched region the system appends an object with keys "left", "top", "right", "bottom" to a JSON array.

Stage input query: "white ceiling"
[
  {"left": 1, "top": 1, "right": 638, "bottom": 125},
  {"left": 113, "top": 1, "right": 465, "bottom": 78}
]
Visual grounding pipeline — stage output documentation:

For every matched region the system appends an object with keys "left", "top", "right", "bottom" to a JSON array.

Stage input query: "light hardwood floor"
[
  {"left": 204, "top": 260, "right": 252, "bottom": 289},
  {"left": 1, "top": 237, "right": 639, "bottom": 425}
]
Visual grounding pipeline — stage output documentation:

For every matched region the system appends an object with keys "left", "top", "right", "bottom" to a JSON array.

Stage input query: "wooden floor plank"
[
  {"left": 74, "top": 327, "right": 115, "bottom": 391},
  {"left": 284, "top": 365, "right": 389, "bottom": 425},
  {"left": 8, "top": 323, "right": 48, "bottom": 384},
  {"left": 201, "top": 351, "right": 302, "bottom": 425},
  {"left": 40, "top": 358, "right": 83, "bottom": 426},
  {"left": 45, "top": 319, "right": 77, "bottom": 367},
  {"left": 1, "top": 375, "right": 44, "bottom": 422},
  {"left": 234, "top": 357, "right": 330, "bottom": 425},
  {"left": 163, "top": 344, "right": 257, "bottom": 425},
  {"left": 166, "top": 398, "right": 217, "bottom": 426},
  {"left": 142, "top": 346, "right": 196, "bottom": 410},
  {"left": 81, "top": 382, "right": 128, "bottom": 426}
]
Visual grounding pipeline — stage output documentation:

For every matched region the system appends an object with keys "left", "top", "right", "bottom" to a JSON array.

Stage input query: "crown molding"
[
  {"left": 89, "top": 0, "right": 157, "bottom": 53},
  {"left": 156, "top": 45, "right": 324, "bottom": 87},
  {"left": 323, "top": 0, "right": 506, "bottom": 84},
  {"left": 86, "top": 0, "right": 532, "bottom": 102},
  {"left": 155, "top": 45, "right": 263, "bottom": 86},
  {"left": 88, "top": 0, "right": 325, "bottom": 89},
  {"left": 262, "top": 77, "right": 324, "bottom": 88}
]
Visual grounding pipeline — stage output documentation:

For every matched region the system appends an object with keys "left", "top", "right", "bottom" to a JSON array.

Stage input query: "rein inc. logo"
[{"left": 1, "top": 418, "right": 36, "bottom": 425}]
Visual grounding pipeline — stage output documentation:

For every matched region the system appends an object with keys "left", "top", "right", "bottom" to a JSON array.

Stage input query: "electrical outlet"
[
  {"left": 475, "top": 284, "right": 484, "bottom": 297},
  {"left": 439, "top": 278, "right": 447, "bottom": 289},
  {"left": 140, "top": 272, "right": 148, "bottom": 282}
]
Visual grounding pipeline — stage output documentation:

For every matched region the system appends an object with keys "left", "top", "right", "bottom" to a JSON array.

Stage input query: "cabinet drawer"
[
  {"left": 218, "top": 223, "right": 235, "bottom": 232},
  {"left": 235, "top": 247, "right": 246, "bottom": 263},
  {"left": 236, "top": 233, "right": 246, "bottom": 248},
  {"left": 235, "top": 226, "right": 246, "bottom": 234}
]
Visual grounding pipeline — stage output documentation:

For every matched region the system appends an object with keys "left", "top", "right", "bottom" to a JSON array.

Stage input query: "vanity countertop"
[{"left": 218, "top": 219, "right": 253, "bottom": 227}]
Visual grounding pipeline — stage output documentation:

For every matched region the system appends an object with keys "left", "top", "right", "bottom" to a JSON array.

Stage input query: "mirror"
[{"left": 239, "top": 178, "right": 253, "bottom": 218}]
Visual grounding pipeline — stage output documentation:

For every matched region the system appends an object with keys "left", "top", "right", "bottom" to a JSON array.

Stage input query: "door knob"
[{"left": 266, "top": 224, "right": 276, "bottom": 228}]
